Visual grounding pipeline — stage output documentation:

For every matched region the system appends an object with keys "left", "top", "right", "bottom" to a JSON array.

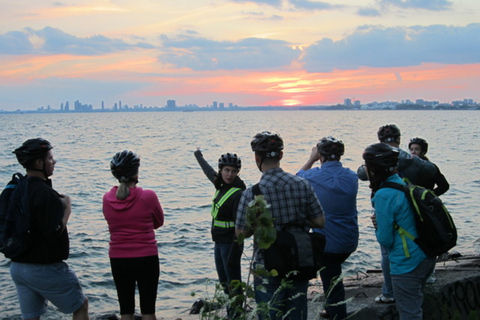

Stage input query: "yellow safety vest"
[{"left": 211, "top": 187, "right": 241, "bottom": 228}]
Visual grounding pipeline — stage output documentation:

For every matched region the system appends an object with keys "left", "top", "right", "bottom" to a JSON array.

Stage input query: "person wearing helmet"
[
  {"left": 409, "top": 137, "right": 450, "bottom": 285},
  {"left": 363, "top": 143, "right": 435, "bottom": 320},
  {"left": 103, "top": 150, "right": 164, "bottom": 320},
  {"left": 296, "top": 136, "right": 358, "bottom": 320},
  {"left": 358, "top": 124, "right": 437, "bottom": 184},
  {"left": 236, "top": 131, "right": 325, "bottom": 320},
  {"left": 409, "top": 137, "right": 449, "bottom": 196},
  {"left": 9, "top": 138, "right": 89, "bottom": 319},
  {"left": 194, "top": 148, "right": 246, "bottom": 317},
  {"left": 358, "top": 124, "right": 437, "bottom": 304}
]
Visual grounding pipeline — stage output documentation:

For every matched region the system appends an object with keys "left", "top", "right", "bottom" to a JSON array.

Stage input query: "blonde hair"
[{"left": 116, "top": 181, "right": 130, "bottom": 200}]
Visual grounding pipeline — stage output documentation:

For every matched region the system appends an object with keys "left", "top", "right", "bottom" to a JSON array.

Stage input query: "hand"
[
  {"left": 309, "top": 146, "right": 321, "bottom": 162},
  {"left": 371, "top": 214, "right": 377, "bottom": 229}
]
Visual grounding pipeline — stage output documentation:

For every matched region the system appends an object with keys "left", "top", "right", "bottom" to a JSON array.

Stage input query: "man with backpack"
[
  {"left": 235, "top": 131, "right": 325, "bottom": 320},
  {"left": 362, "top": 143, "right": 435, "bottom": 320},
  {"left": 6, "top": 138, "right": 89, "bottom": 319}
]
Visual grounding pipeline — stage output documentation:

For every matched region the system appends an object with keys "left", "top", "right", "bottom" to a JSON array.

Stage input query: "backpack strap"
[
  {"left": 252, "top": 183, "right": 262, "bottom": 196},
  {"left": 379, "top": 181, "right": 415, "bottom": 258}
]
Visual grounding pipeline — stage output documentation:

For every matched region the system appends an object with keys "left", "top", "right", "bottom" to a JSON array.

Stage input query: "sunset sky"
[{"left": 1, "top": 0, "right": 479, "bottom": 110}]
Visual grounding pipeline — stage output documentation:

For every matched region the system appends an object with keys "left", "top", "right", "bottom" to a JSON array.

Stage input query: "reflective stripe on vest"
[{"left": 211, "top": 187, "right": 241, "bottom": 228}]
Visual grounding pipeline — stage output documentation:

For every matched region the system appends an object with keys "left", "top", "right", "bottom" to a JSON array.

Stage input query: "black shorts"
[{"left": 110, "top": 255, "right": 160, "bottom": 315}]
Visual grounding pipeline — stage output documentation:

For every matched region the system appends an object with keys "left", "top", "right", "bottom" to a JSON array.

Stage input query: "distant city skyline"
[
  {"left": 0, "top": 1, "right": 479, "bottom": 111},
  {"left": 2, "top": 97, "right": 478, "bottom": 114}
]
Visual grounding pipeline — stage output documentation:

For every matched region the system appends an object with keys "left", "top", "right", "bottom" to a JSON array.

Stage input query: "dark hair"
[{"left": 409, "top": 137, "right": 429, "bottom": 158}]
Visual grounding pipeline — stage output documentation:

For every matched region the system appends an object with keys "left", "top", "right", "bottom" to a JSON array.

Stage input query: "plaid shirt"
[{"left": 236, "top": 167, "right": 324, "bottom": 251}]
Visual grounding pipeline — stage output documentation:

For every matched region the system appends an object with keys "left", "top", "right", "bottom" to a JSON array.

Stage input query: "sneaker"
[{"left": 375, "top": 294, "right": 395, "bottom": 304}]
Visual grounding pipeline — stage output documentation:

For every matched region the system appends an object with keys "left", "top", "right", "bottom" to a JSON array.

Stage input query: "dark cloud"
[
  {"left": 0, "top": 31, "right": 34, "bottom": 54},
  {"left": 357, "top": 7, "right": 381, "bottom": 17},
  {"left": 0, "top": 27, "right": 154, "bottom": 55},
  {"left": 377, "top": 0, "right": 452, "bottom": 10},
  {"left": 302, "top": 24, "right": 480, "bottom": 72},
  {"left": 159, "top": 34, "right": 300, "bottom": 71},
  {"left": 289, "top": 0, "right": 338, "bottom": 10},
  {"left": 232, "top": 0, "right": 282, "bottom": 6},
  {"left": 232, "top": 0, "right": 337, "bottom": 10}
]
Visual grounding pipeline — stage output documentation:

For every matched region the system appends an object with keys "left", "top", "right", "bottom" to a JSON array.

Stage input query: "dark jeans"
[
  {"left": 214, "top": 242, "right": 242, "bottom": 291},
  {"left": 319, "top": 252, "right": 352, "bottom": 320},
  {"left": 110, "top": 255, "right": 159, "bottom": 315}
]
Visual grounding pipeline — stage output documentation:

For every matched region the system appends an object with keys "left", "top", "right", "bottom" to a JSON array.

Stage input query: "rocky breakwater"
[{"left": 306, "top": 252, "right": 480, "bottom": 320}]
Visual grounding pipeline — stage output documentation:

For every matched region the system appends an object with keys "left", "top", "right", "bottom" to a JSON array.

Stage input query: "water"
[{"left": 0, "top": 110, "right": 479, "bottom": 319}]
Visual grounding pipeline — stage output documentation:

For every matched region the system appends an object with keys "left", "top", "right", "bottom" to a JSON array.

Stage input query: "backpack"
[
  {"left": 379, "top": 181, "right": 457, "bottom": 257},
  {"left": 252, "top": 183, "right": 326, "bottom": 280},
  {"left": 0, "top": 173, "right": 32, "bottom": 259}
]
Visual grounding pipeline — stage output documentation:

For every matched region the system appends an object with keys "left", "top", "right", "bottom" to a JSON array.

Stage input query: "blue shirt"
[
  {"left": 373, "top": 174, "right": 427, "bottom": 275},
  {"left": 297, "top": 161, "right": 359, "bottom": 254}
]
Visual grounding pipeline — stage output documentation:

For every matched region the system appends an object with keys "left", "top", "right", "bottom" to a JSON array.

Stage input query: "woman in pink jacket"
[{"left": 103, "top": 150, "right": 164, "bottom": 320}]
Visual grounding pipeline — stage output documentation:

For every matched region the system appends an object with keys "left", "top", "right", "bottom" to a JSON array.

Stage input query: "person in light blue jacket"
[
  {"left": 362, "top": 143, "right": 435, "bottom": 320},
  {"left": 297, "top": 136, "right": 358, "bottom": 320}
]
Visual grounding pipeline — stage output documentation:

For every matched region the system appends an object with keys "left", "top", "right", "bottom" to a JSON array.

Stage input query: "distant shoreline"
[{"left": 1, "top": 105, "right": 479, "bottom": 114}]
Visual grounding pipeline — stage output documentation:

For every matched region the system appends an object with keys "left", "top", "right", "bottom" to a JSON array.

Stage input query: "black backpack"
[
  {"left": 252, "top": 183, "right": 325, "bottom": 280},
  {"left": 0, "top": 173, "right": 32, "bottom": 259},
  {"left": 379, "top": 181, "right": 457, "bottom": 257}
]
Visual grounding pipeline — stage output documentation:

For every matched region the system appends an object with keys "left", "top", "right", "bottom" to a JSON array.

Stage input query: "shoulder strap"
[
  {"left": 379, "top": 181, "right": 407, "bottom": 192},
  {"left": 252, "top": 183, "right": 262, "bottom": 196},
  {"left": 378, "top": 181, "right": 415, "bottom": 258}
]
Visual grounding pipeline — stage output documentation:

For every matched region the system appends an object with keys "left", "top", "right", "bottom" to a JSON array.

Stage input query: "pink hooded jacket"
[{"left": 103, "top": 186, "right": 164, "bottom": 258}]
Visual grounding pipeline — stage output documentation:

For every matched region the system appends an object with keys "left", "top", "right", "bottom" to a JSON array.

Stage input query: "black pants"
[{"left": 110, "top": 255, "right": 160, "bottom": 315}]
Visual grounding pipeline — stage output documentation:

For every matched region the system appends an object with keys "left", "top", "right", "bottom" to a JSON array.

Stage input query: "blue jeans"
[
  {"left": 319, "top": 252, "right": 351, "bottom": 320},
  {"left": 380, "top": 244, "right": 394, "bottom": 298},
  {"left": 254, "top": 274, "right": 309, "bottom": 320},
  {"left": 214, "top": 242, "right": 242, "bottom": 293},
  {"left": 391, "top": 256, "right": 435, "bottom": 320}
]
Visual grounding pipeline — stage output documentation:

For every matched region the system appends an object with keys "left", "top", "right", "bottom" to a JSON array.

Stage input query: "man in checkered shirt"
[{"left": 236, "top": 131, "right": 325, "bottom": 320}]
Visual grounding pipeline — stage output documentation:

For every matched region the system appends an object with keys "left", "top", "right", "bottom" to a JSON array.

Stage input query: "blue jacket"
[
  {"left": 297, "top": 161, "right": 358, "bottom": 254},
  {"left": 373, "top": 174, "right": 427, "bottom": 275}
]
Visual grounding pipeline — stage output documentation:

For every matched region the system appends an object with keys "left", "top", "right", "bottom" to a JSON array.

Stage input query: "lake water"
[{"left": 0, "top": 110, "right": 479, "bottom": 319}]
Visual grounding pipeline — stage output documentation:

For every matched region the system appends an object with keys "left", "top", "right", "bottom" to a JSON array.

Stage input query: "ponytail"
[{"left": 116, "top": 181, "right": 130, "bottom": 200}]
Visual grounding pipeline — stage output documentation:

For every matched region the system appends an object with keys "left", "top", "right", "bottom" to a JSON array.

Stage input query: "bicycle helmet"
[
  {"left": 362, "top": 143, "right": 399, "bottom": 173},
  {"left": 317, "top": 136, "right": 345, "bottom": 159},
  {"left": 250, "top": 131, "right": 284, "bottom": 158},
  {"left": 408, "top": 137, "right": 428, "bottom": 155},
  {"left": 110, "top": 150, "right": 140, "bottom": 181},
  {"left": 377, "top": 124, "right": 401, "bottom": 143},
  {"left": 13, "top": 138, "right": 53, "bottom": 168},
  {"left": 218, "top": 153, "right": 241, "bottom": 169}
]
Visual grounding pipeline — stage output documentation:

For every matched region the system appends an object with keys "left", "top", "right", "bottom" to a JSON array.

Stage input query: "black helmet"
[
  {"left": 377, "top": 124, "right": 401, "bottom": 143},
  {"left": 251, "top": 131, "right": 284, "bottom": 158},
  {"left": 218, "top": 153, "right": 241, "bottom": 169},
  {"left": 317, "top": 136, "right": 344, "bottom": 159},
  {"left": 408, "top": 137, "right": 428, "bottom": 155},
  {"left": 362, "top": 143, "right": 399, "bottom": 173},
  {"left": 110, "top": 150, "right": 140, "bottom": 181},
  {"left": 13, "top": 138, "right": 53, "bottom": 168}
]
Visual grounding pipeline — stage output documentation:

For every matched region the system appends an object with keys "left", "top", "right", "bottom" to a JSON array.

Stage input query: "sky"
[{"left": 0, "top": 0, "right": 479, "bottom": 110}]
